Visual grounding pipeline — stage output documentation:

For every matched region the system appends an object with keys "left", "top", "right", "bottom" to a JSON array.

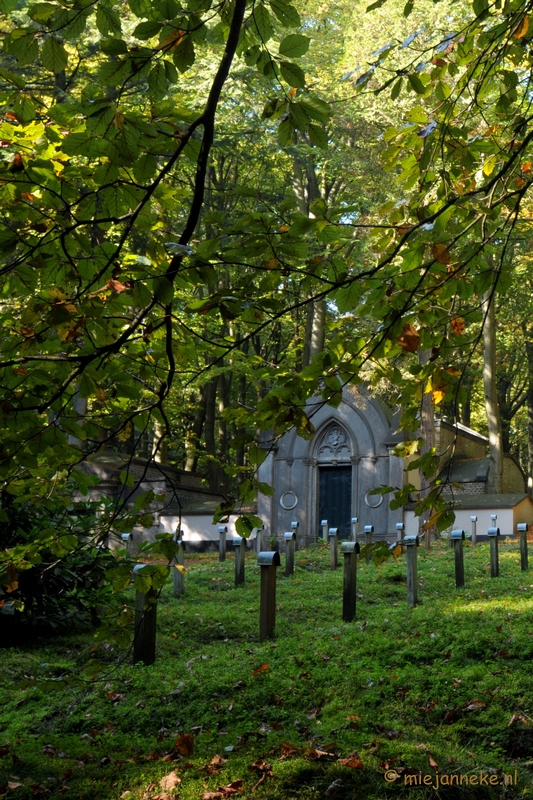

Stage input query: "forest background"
[{"left": 2, "top": 0, "right": 533, "bottom": 626}]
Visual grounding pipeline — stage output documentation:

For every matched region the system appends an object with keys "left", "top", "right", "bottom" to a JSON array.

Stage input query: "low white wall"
[
  {"left": 158, "top": 514, "right": 262, "bottom": 547},
  {"left": 451, "top": 508, "right": 514, "bottom": 538}
]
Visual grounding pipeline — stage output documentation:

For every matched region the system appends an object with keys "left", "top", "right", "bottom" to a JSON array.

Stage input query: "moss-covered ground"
[{"left": 2, "top": 539, "right": 533, "bottom": 799}]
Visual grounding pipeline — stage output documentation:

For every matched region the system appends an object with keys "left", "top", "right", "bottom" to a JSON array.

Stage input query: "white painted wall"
[{"left": 158, "top": 514, "right": 263, "bottom": 546}]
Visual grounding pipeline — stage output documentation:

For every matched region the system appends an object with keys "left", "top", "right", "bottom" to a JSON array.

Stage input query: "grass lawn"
[{"left": 2, "top": 539, "right": 533, "bottom": 799}]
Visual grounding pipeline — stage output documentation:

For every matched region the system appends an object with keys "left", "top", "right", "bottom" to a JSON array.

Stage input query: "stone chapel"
[{"left": 257, "top": 384, "right": 529, "bottom": 547}]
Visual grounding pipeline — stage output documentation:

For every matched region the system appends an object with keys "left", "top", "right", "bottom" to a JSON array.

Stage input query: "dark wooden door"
[{"left": 319, "top": 466, "right": 352, "bottom": 540}]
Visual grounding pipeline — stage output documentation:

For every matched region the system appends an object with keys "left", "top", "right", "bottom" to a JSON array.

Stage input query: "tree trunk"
[
  {"left": 203, "top": 376, "right": 220, "bottom": 490},
  {"left": 152, "top": 419, "right": 168, "bottom": 463},
  {"left": 525, "top": 336, "right": 533, "bottom": 496},
  {"left": 418, "top": 349, "right": 435, "bottom": 550},
  {"left": 482, "top": 289, "right": 503, "bottom": 493},
  {"left": 302, "top": 298, "right": 326, "bottom": 367},
  {"left": 184, "top": 390, "right": 207, "bottom": 473}
]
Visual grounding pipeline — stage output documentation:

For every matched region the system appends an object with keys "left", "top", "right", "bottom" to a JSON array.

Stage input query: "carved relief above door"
[{"left": 316, "top": 423, "right": 352, "bottom": 463}]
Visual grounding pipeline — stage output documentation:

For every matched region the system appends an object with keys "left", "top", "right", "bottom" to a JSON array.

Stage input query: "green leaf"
[
  {"left": 252, "top": 3, "right": 274, "bottom": 41},
  {"left": 133, "top": 20, "right": 164, "bottom": 40},
  {"left": 280, "top": 61, "right": 306, "bottom": 88},
  {"left": 407, "top": 73, "right": 426, "bottom": 94},
  {"left": 308, "top": 123, "right": 328, "bottom": 148},
  {"left": 96, "top": 4, "right": 122, "bottom": 36},
  {"left": 366, "top": 0, "right": 386, "bottom": 10},
  {"left": 41, "top": 36, "right": 68, "bottom": 73},
  {"left": 390, "top": 77, "right": 403, "bottom": 99},
  {"left": 133, "top": 153, "right": 158, "bottom": 183},
  {"left": 172, "top": 37, "right": 195, "bottom": 72},
  {"left": 278, "top": 117, "right": 293, "bottom": 146},
  {"left": 100, "top": 38, "right": 128, "bottom": 55},
  {"left": 279, "top": 34, "right": 310, "bottom": 57},
  {"left": 13, "top": 95, "right": 36, "bottom": 124},
  {"left": 269, "top": 0, "right": 300, "bottom": 26},
  {"left": 28, "top": 3, "right": 57, "bottom": 22},
  {"left": 128, "top": 0, "right": 151, "bottom": 15},
  {"left": 0, "top": 0, "right": 17, "bottom": 10},
  {"left": 7, "top": 31, "right": 39, "bottom": 65},
  {"left": 153, "top": 276, "right": 174, "bottom": 305},
  {"left": 148, "top": 63, "right": 169, "bottom": 99},
  {"left": 298, "top": 95, "right": 331, "bottom": 121}
]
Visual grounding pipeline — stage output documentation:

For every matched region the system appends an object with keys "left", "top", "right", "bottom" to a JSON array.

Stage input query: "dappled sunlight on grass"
[{"left": 3, "top": 540, "right": 533, "bottom": 798}]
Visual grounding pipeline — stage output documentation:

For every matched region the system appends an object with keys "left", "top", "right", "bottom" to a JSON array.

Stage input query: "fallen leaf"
[
  {"left": 305, "top": 748, "right": 337, "bottom": 761},
  {"left": 508, "top": 714, "right": 529, "bottom": 727},
  {"left": 463, "top": 699, "right": 486, "bottom": 711},
  {"left": 160, "top": 770, "right": 181, "bottom": 791},
  {"left": 339, "top": 752, "right": 365, "bottom": 769},
  {"left": 428, "top": 755, "right": 439, "bottom": 770},
  {"left": 442, "top": 706, "right": 460, "bottom": 723},
  {"left": 249, "top": 759, "right": 272, "bottom": 772},
  {"left": 174, "top": 734, "right": 194, "bottom": 756},
  {"left": 252, "top": 663, "right": 269, "bottom": 676},
  {"left": 280, "top": 742, "right": 300, "bottom": 759}
]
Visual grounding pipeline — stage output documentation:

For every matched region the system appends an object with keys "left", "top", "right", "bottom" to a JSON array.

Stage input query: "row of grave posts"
[{"left": 134, "top": 519, "right": 531, "bottom": 662}]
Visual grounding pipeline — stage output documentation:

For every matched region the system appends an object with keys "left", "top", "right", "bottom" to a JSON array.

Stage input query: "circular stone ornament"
[{"left": 280, "top": 491, "right": 298, "bottom": 510}]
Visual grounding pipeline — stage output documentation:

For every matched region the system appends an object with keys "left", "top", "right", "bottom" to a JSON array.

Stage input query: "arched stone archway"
[{"left": 257, "top": 386, "right": 404, "bottom": 546}]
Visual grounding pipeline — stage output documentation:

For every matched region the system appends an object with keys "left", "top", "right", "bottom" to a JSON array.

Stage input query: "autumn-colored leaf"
[
  {"left": 432, "top": 242, "right": 451, "bottom": 265},
  {"left": 264, "top": 257, "right": 278, "bottom": 269},
  {"left": 450, "top": 317, "right": 466, "bottom": 334},
  {"left": 9, "top": 153, "right": 24, "bottom": 172},
  {"left": 514, "top": 15, "right": 529, "bottom": 38},
  {"left": 106, "top": 279, "right": 129, "bottom": 293},
  {"left": 398, "top": 322, "right": 419, "bottom": 353},
  {"left": 252, "top": 663, "right": 269, "bottom": 676},
  {"left": 339, "top": 751, "right": 365, "bottom": 769},
  {"left": 307, "top": 706, "right": 322, "bottom": 719},
  {"left": 20, "top": 192, "right": 35, "bottom": 201},
  {"left": 249, "top": 759, "right": 273, "bottom": 775},
  {"left": 463, "top": 699, "right": 486, "bottom": 711},
  {"left": 432, "top": 389, "right": 446, "bottom": 405},
  {"left": 508, "top": 714, "right": 529, "bottom": 727},
  {"left": 280, "top": 742, "right": 300, "bottom": 759},
  {"left": 160, "top": 770, "right": 181, "bottom": 791},
  {"left": 305, "top": 748, "right": 337, "bottom": 760},
  {"left": 174, "top": 563, "right": 188, "bottom": 574},
  {"left": 288, "top": 87, "right": 297, "bottom": 99},
  {"left": 174, "top": 733, "right": 194, "bottom": 755},
  {"left": 4, "top": 563, "right": 18, "bottom": 593},
  {"left": 20, "top": 327, "right": 35, "bottom": 337},
  {"left": 158, "top": 29, "right": 186, "bottom": 51},
  {"left": 428, "top": 755, "right": 439, "bottom": 770},
  {"left": 442, "top": 706, "right": 459, "bottom": 723},
  {"left": 522, "top": 161, "right": 533, "bottom": 173}
]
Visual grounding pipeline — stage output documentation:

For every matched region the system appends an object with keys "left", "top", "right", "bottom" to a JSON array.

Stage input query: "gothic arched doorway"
[{"left": 316, "top": 424, "right": 354, "bottom": 540}]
